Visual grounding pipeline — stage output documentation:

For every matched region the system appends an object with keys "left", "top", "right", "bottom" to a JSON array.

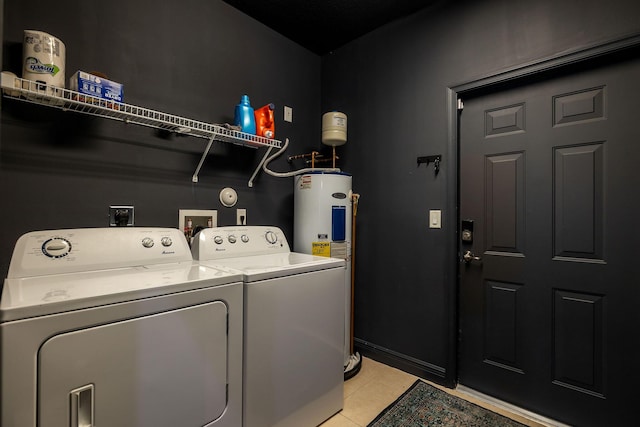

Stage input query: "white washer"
[
  {"left": 191, "top": 226, "right": 345, "bottom": 427},
  {"left": 1, "top": 227, "right": 243, "bottom": 427}
]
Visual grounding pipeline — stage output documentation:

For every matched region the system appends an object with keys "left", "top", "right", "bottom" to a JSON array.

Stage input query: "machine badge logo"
[
  {"left": 42, "top": 289, "right": 70, "bottom": 301},
  {"left": 331, "top": 192, "right": 347, "bottom": 199}
]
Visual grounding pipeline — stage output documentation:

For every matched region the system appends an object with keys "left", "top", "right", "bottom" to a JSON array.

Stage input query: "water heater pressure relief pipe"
[
  {"left": 345, "top": 192, "right": 362, "bottom": 380},
  {"left": 350, "top": 192, "right": 360, "bottom": 353}
]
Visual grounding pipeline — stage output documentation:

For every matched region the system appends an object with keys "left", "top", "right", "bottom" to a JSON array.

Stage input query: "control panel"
[
  {"left": 7, "top": 228, "right": 192, "bottom": 279},
  {"left": 191, "top": 226, "right": 290, "bottom": 260}
]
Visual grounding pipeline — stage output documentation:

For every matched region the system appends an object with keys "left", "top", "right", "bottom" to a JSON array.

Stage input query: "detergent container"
[
  {"left": 254, "top": 103, "right": 275, "bottom": 138},
  {"left": 234, "top": 94, "right": 256, "bottom": 135}
]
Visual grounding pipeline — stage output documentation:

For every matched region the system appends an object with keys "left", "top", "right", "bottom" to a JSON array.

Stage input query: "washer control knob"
[
  {"left": 141, "top": 237, "right": 155, "bottom": 248},
  {"left": 42, "top": 237, "right": 72, "bottom": 258},
  {"left": 265, "top": 231, "right": 277, "bottom": 244},
  {"left": 228, "top": 235, "right": 237, "bottom": 244},
  {"left": 161, "top": 237, "right": 173, "bottom": 247},
  {"left": 241, "top": 234, "right": 249, "bottom": 243},
  {"left": 213, "top": 235, "right": 224, "bottom": 245}
]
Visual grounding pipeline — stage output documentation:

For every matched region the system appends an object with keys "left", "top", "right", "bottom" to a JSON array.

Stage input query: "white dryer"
[
  {"left": 1, "top": 227, "right": 243, "bottom": 427},
  {"left": 191, "top": 226, "right": 345, "bottom": 427}
]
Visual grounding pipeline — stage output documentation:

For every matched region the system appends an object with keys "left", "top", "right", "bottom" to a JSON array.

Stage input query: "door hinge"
[{"left": 457, "top": 99, "right": 464, "bottom": 110}]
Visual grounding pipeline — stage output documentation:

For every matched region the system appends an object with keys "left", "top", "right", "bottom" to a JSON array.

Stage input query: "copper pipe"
[
  {"left": 287, "top": 151, "right": 321, "bottom": 162},
  {"left": 305, "top": 156, "right": 338, "bottom": 165},
  {"left": 350, "top": 193, "right": 360, "bottom": 354}
]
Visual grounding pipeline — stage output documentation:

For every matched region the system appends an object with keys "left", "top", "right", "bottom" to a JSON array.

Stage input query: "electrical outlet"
[
  {"left": 237, "top": 209, "right": 247, "bottom": 225},
  {"left": 284, "top": 106, "right": 293, "bottom": 123},
  {"left": 109, "top": 205, "right": 135, "bottom": 227}
]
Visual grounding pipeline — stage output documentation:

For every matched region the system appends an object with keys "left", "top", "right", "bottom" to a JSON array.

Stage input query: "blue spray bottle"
[{"left": 234, "top": 95, "right": 257, "bottom": 135}]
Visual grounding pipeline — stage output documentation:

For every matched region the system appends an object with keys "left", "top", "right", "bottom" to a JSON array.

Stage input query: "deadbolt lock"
[{"left": 461, "top": 219, "right": 474, "bottom": 243}]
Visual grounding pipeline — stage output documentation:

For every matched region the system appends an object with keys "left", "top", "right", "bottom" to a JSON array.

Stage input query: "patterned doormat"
[{"left": 368, "top": 380, "right": 527, "bottom": 427}]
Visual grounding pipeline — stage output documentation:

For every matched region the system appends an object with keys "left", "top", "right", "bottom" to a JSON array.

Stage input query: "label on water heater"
[
  {"left": 298, "top": 175, "right": 312, "bottom": 190},
  {"left": 312, "top": 242, "right": 331, "bottom": 257},
  {"left": 330, "top": 242, "right": 347, "bottom": 260},
  {"left": 331, "top": 206, "right": 346, "bottom": 242}
]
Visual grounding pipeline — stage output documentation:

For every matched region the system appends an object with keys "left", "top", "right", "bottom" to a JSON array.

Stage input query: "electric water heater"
[{"left": 294, "top": 171, "right": 352, "bottom": 366}]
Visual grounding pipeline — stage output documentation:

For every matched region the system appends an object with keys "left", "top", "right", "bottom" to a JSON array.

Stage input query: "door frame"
[{"left": 443, "top": 32, "right": 640, "bottom": 387}]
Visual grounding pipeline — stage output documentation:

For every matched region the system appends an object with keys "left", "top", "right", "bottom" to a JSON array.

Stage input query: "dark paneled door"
[{"left": 458, "top": 53, "right": 639, "bottom": 426}]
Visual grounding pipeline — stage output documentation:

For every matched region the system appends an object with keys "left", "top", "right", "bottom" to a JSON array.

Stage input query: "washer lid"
[
  {"left": 198, "top": 252, "right": 345, "bottom": 282},
  {"left": 0, "top": 261, "right": 242, "bottom": 322}
]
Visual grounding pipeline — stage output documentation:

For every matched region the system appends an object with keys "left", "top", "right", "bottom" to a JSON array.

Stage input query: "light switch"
[
  {"left": 429, "top": 210, "right": 442, "bottom": 229},
  {"left": 284, "top": 106, "right": 293, "bottom": 122}
]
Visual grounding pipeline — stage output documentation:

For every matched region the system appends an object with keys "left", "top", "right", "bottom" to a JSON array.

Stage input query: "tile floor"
[{"left": 320, "top": 357, "right": 561, "bottom": 427}]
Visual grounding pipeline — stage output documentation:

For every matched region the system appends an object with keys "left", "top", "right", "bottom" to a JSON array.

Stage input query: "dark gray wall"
[
  {"left": 1, "top": 0, "right": 321, "bottom": 277},
  {"left": 322, "top": 0, "right": 640, "bottom": 384},
  {"left": 3, "top": 0, "right": 640, "bottom": 392}
]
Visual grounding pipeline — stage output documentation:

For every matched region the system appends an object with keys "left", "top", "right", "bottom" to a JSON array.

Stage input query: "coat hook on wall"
[{"left": 417, "top": 155, "right": 442, "bottom": 175}]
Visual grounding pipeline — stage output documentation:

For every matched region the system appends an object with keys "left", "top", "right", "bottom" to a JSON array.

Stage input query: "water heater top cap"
[{"left": 322, "top": 112, "right": 347, "bottom": 146}]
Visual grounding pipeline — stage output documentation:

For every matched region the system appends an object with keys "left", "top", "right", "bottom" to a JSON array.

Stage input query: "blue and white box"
[{"left": 69, "top": 71, "right": 123, "bottom": 103}]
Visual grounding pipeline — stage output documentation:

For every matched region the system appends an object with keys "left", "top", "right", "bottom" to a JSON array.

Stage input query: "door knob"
[{"left": 463, "top": 250, "right": 481, "bottom": 264}]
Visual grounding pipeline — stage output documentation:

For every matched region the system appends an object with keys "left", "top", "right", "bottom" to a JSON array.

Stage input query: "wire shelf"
[{"left": 1, "top": 72, "right": 282, "bottom": 183}]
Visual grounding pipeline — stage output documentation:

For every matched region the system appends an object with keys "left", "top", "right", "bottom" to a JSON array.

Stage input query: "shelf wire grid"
[{"left": 1, "top": 73, "right": 282, "bottom": 149}]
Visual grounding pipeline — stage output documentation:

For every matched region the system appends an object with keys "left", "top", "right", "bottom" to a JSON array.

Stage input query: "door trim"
[{"left": 445, "top": 32, "right": 640, "bottom": 387}]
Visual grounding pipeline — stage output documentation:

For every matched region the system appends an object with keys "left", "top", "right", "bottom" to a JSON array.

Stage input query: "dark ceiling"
[{"left": 223, "top": 0, "right": 436, "bottom": 55}]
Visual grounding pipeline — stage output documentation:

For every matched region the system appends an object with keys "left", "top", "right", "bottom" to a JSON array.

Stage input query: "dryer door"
[{"left": 38, "top": 301, "right": 228, "bottom": 427}]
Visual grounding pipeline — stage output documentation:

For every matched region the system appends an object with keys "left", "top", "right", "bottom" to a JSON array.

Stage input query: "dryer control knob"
[
  {"left": 241, "top": 234, "right": 249, "bottom": 243},
  {"left": 42, "top": 237, "right": 72, "bottom": 258},
  {"left": 228, "top": 235, "right": 237, "bottom": 244},
  {"left": 214, "top": 235, "right": 224, "bottom": 245},
  {"left": 265, "top": 231, "right": 277, "bottom": 244},
  {"left": 141, "top": 237, "right": 155, "bottom": 248},
  {"left": 161, "top": 237, "right": 173, "bottom": 247}
]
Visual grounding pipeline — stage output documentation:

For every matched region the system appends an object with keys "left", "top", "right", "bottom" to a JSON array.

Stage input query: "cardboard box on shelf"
[{"left": 69, "top": 71, "right": 123, "bottom": 103}]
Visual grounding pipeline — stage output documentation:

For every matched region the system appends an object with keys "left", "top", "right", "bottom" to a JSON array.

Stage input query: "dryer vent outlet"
[{"left": 109, "top": 206, "right": 135, "bottom": 227}]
